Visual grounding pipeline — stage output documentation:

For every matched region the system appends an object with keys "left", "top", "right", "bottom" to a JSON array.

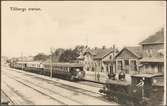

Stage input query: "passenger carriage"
[
  {"left": 10, "top": 61, "right": 85, "bottom": 81},
  {"left": 12, "top": 61, "right": 27, "bottom": 70},
  {"left": 43, "top": 63, "right": 85, "bottom": 81},
  {"left": 24, "top": 61, "right": 44, "bottom": 74}
]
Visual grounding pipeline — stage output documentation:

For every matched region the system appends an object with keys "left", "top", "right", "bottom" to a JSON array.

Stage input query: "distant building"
[
  {"left": 1, "top": 56, "right": 8, "bottom": 64},
  {"left": 77, "top": 46, "right": 118, "bottom": 74},
  {"left": 10, "top": 56, "right": 34, "bottom": 62},
  {"left": 17, "top": 56, "right": 34, "bottom": 62},
  {"left": 139, "top": 28, "right": 164, "bottom": 74},
  {"left": 115, "top": 46, "right": 143, "bottom": 75}
]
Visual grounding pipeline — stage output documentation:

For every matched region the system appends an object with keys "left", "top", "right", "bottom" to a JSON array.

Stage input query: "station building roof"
[
  {"left": 131, "top": 73, "right": 163, "bottom": 78},
  {"left": 140, "top": 58, "right": 164, "bottom": 63},
  {"left": 80, "top": 47, "right": 118, "bottom": 60},
  {"left": 115, "top": 46, "right": 143, "bottom": 59},
  {"left": 139, "top": 28, "right": 164, "bottom": 45}
]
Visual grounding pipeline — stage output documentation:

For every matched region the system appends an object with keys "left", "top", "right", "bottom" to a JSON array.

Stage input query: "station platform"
[{"left": 84, "top": 71, "right": 131, "bottom": 84}]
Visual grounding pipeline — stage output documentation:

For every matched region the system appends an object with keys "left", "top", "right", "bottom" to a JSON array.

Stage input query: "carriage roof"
[
  {"left": 25, "top": 61, "right": 43, "bottom": 64},
  {"left": 16, "top": 61, "right": 42, "bottom": 64},
  {"left": 16, "top": 61, "right": 27, "bottom": 64},
  {"left": 44, "top": 62, "right": 83, "bottom": 67}
]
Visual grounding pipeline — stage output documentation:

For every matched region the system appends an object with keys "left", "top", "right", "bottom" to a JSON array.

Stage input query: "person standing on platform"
[{"left": 97, "top": 73, "right": 100, "bottom": 82}]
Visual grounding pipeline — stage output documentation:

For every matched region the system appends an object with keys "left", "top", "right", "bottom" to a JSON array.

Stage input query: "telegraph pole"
[
  {"left": 86, "top": 35, "right": 88, "bottom": 47},
  {"left": 113, "top": 44, "right": 116, "bottom": 74},
  {"left": 21, "top": 52, "right": 23, "bottom": 71},
  {"left": 50, "top": 48, "right": 54, "bottom": 78}
]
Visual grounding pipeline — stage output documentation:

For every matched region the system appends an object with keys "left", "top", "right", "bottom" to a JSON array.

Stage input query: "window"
[
  {"left": 124, "top": 60, "right": 129, "bottom": 65},
  {"left": 110, "top": 65, "right": 113, "bottom": 74},
  {"left": 117, "top": 61, "right": 123, "bottom": 70},
  {"left": 87, "top": 67, "right": 89, "bottom": 71},
  {"left": 101, "top": 66, "right": 104, "bottom": 72},
  {"left": 106, "top": 65, "right": 108, "bottom": 72},
  {"left": 158, "top": 64, "right": 163, "bottom": 73},
  {"left": 109, "top": 55, "right": 112, "bottom": 60},
  {"left": 146, "top": 49, "right": 153, "bottom": 57},
  {"left": 92, "top": 67, "right": 94, "bottom": 72},
  {"left": 131, "top": 60, "right": 137, "bottom": 71},
  {"left": 159, "top": 52, "right": 164, "bottom": 57},
  {"left": 148, "top": 49, "right": 152, "bottom": 57}
]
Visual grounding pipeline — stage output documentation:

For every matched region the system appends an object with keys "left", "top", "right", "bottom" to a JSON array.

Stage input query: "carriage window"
[{"left": 67, "top": 68, "right": 69, "bottom": 72}]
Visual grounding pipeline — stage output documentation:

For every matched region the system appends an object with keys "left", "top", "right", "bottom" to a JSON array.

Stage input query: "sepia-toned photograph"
[{"left": 1, "top": 1, "right": 166, "bottom": 106}]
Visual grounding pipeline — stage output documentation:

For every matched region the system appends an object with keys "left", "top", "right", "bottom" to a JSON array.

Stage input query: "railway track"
[
  {"left": 4, "top": 74, "right": 85, "bottom": 105},
  {"left": 3, "top": 82, "right": 35, "bottom": 105},
  {"left": 2, "top": 75, "right": 67, "bottom": 105},
  {"left": 7, "top": 68, "right": 105, "bottom": 97},
  {"left": 2, "top": 68, "right": 115, "bottom": 105},
  {"left": 1, "top": 89, "right": 15, "bottom": 105},
  {"left": 6, "top": 67, "right": 104, "bottom": 88},
  {"left": 77, "top": 80, "right": 103, "bottom": 88},
  {"left": 7, "top": 68, "right": 103, "bottom": 95}
]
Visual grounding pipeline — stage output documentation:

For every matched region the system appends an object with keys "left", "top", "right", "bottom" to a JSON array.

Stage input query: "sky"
[{"left": 2, "top": 1, "right": 166, "bottom": 58}]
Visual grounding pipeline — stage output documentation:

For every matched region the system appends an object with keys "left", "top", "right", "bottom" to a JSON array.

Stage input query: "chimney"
[{"left": 94, "top": 47, "right": 98, "bottom": 50}]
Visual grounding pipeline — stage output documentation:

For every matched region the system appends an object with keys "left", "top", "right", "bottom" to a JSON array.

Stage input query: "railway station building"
[
  {"left": 139, "top": 28, "right": 164, "bottom": 74},
  {"left": 115, "top": 46, "right": 143, "bottom": 75},
  {"left": 77, "top": 46, "right": 119, "bottom": 74}
]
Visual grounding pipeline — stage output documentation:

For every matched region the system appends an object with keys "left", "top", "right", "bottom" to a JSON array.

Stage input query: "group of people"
[
  {"left": 96, "top": 70, "right": 126, "bottom": 82},
  {"left": 108, "top": 70, "right": 126, "bottom": 81}
]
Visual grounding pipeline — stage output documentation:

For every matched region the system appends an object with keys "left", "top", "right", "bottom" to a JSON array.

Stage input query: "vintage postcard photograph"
[{"left": 1, "top": 1, "right": 166, "bottom": 106}]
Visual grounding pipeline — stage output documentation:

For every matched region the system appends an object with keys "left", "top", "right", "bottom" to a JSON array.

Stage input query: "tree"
[
  {"left": 59, "top": 45, "right": 86, "bottom": 62},
  {"left": 52, "top": 48, "right": 65, "bottom": 62},
  {"left": 59, "top": 49, "right": 73, "bottom": 62},
  {"left": 33, "top": 53, "right": 49, "bottom": 61},
  {"left": 73, "top": 45, "right": 85, "bottom": 55}
]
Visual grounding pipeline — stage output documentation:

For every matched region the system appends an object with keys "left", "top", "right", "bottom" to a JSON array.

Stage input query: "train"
[
  {"left": 10, "top": 61, "right": 85, "bottom": 81},
  {"left": 99, "top": 73, "right": 164, "bottom": 106}
]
